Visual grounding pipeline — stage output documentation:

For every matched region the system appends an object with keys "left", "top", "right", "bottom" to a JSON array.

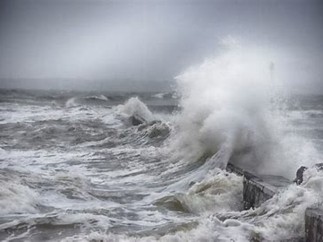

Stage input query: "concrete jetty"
[
  {"left": 226, "top": 163, "right": 291, "bottom": 209},
  {"left": 305, "top": 207, "right": 323, "bottom": 242},
  {"left": 226, "top": 163, "right": 323, "bottom": 241}
]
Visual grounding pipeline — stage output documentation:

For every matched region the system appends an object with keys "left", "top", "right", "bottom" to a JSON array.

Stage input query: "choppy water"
[
  {"left": 1, "top": 88, "right": 323, "bottom": 242},
  {"left": 1, "top": 49, "right": 323, "bottom": 242}
]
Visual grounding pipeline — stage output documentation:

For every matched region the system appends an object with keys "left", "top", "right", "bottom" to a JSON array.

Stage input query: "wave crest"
[
  {"left": 118, "top": 97, "right": 154, "bottom": 122},
  {"left": 172, "top": 46, "right": 318, "bottom": 178}
]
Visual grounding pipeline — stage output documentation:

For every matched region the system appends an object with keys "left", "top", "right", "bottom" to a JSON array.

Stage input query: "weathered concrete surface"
[
  {"left": 226, "top": 162, "right": 244, "bottom": 176},
  {"left": 244, "top": 172, "right": 292, "bottom": 209},
  {"left": 227, "top": 163, "right": 304, "bottom": 241},
  {"left": 226, "top": 163, "right": 291, "bottom": 209},
  {"left": 243, "top": 171, "right": 276, "bottom": 209},
  {"left": 305, "top": 207, "right": 323, "bottom": 242}
]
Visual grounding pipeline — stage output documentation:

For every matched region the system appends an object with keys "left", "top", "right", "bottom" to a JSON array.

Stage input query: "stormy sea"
[{"left": 1, "top": 51, "right": 323, "bottom": 242}]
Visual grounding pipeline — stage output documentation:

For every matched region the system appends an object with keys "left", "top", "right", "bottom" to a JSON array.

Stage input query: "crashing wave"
[
  {"left": 65, "top": 95, "right": 109, "bottom": 108},
  {"left": 84, "top": 95, "right": 109, "bottom": 101},
  {"left": 0, "top": 178, "right": 40, "bottom": 215},
  {"left": 118, "top": 97, "right": 155, "bottom": 124},
  {"left": 65, "top": 97, "right": 80, "bottom": 108},
  {"left": 171, "top": 45, "right": 319, "bottom": 178},
  {"left": 152, "top": 93, "right": 165, "bottom": 99},
  {"left": 138, "top": 120, "right": 171, "bottom": 140},
  {"left": 152, "top": 92, "right": 179, "bottom": 99}
]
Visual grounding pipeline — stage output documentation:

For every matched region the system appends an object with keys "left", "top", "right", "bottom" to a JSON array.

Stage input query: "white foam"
[
  {"left": 171, "top": 44, "right": 320, "bottom": 178},
  {"left": 152, "top": 93, "right": 165, "bottom": 99},
  {"left": 85, "top": 94, "right": 109, "bottom": 101},
  {"left": 59, "top": 171, "right": 323, "bottom": 241},
  {"left": 0, "top": 179, "right": 39, "bottom": 215},
  {"left": 65, "top": 97, "right": 80, "bottom": 108},
  {"left": 118, "top": 97, "right": 154, "bottom": 122}
]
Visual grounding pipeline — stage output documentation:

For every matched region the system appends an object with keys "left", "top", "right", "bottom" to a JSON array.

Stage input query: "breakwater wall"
[
  {"left": 226, "top": 163, "right": 323, "bottom": 241},
  {"left": 305, "top": 208, "right": 323, "bottom": 242},
  {"left": 226, "top": 163, "right": 290, "bottom": 209}
]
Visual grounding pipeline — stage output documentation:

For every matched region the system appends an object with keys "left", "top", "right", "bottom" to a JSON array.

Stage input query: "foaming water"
[
  {"left": 0, "top": 48, "right": 323, "bottom": 241},
  {"left": 117, "top": 97, "right": 155, "bottom": 122}
]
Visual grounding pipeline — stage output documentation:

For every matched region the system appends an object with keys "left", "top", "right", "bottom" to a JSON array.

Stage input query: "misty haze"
[{"left": 1, "top": 0, "right": 323, "bottom": 241}]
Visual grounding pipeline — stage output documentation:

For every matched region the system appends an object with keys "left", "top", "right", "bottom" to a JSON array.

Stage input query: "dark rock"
[
  {"left": 129, "top": 114, "right": 146, "bottom": 126},
  {"left": 305, "top": 207, "right": 323, "bottom": 242},
  {"left": 293, "top": 163, "right": 323, "bottom": 185},
  {"left": 293, "top": 166, "right": 308, "bottom": 185},
  {"left": 147, "top": 123, "right": 170, "bottom": 138}
]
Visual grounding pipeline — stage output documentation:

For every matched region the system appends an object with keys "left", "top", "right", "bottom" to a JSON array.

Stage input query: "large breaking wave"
[{"left": 171, "top": 46, "right": 319, "bottom": 179}]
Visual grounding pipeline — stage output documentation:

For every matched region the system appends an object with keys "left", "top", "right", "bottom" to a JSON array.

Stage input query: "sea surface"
[{"left": 1, "top": 86, "right": 323, "bottom": 242}]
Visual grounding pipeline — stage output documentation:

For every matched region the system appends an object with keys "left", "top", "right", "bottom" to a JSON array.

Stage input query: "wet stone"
[
  {"left": 305, "top": 207, "right": 323, "bottom": 242},
  {"left": 227, "top": 163, "right": 291, "bottom": 210},
  {"left": 129, "top": 114, "right": 146, "bottom": 126}
]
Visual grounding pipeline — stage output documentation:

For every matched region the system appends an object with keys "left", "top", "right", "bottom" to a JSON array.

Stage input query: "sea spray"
[
  {"left": 117, "top": 97, "right": 155, "bottom": 122},
  {"left": 172, "top": 45, "right": 319, "bottom": 178}
]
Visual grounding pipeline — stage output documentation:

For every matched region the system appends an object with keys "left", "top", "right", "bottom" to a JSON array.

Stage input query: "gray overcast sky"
[{"left": 0, "top": 0, "right": 322, "bottom": 92}]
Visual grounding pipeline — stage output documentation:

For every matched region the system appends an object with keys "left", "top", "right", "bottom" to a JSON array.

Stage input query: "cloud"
[{"left": 0, "top": 0, "right": 322, "bottom": 93}]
